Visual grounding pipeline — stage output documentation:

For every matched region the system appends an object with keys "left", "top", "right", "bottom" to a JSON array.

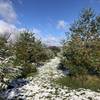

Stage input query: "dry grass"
[{"left": 55, "top": 75, "right": 100, "bottom": 92}]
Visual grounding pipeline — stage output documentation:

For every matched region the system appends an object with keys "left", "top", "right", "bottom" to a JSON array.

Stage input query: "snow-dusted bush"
[{"left": 0, "top": 56, "right": 22, "bottom": 91}]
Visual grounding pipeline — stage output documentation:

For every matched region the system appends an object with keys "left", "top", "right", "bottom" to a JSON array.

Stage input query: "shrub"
[
  {"left": 0, "top": 57, "right": 22, "bottom": 90},
  {"left": 21, "top": 63, "right": 37, "bottom": 78}
]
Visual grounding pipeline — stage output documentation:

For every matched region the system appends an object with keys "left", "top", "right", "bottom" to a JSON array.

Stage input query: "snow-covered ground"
[{"left": 1, "top": 57, "right": 100, "bottom": 100}]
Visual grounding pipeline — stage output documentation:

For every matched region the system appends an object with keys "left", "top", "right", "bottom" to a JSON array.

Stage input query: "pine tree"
[{"left": 62, "top": 8, "right": 100, "bottom": 76}]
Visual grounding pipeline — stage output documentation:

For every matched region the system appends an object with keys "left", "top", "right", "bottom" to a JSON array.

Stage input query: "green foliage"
[
  {"left": 21, "top": 63, "right": 37, "bottom": 78},
  {"left": 14, "top": 31, "right": 51, "bottom": 65},
  {"left": 13, "top": 31, "right": 35, "bottom": 64},
  {"left": 62, "top": 8, "right": 100, "bottom": 76}
]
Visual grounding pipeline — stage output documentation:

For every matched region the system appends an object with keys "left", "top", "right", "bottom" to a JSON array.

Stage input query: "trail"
[{"left": 1, "top": 57, "right": 100, "bottom": 100}]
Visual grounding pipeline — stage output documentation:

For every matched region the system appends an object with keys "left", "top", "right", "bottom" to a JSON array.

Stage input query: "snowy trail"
[{"left": 1, "top": 57, "right": 100, "bottom": 100}]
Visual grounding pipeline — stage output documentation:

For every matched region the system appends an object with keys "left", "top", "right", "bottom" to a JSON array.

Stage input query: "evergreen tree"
[
  {"left": 13, "top": 31, "right": 52, "bottom": 77},
  {"left": 62, "top": 8, "right": 100, "bottom": 76}
]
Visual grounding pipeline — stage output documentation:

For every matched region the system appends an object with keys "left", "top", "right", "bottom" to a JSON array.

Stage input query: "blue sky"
[{"left": 0, "top": 0, "right": 100, "bottom": 46}]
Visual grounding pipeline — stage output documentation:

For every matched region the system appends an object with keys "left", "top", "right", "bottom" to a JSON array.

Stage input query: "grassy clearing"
[{"left": 55, "top": 75, "right": 100, "bottom": 92}]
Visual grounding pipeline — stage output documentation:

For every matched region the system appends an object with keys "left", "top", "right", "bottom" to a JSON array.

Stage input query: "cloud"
[
  {"left": 32, "top": 27, "right": 62, "bottom": 46},
  {"left": 0, "top": 22, "right": 62, "bottom": 46},
  {"left": 57, "top": 20, "right": 66, "bottom": 30},
  {"left": 0, "top": 20, "right": 27, "bottom": 42},
  {"left": 0, "top": 0, "right": 17, "bottom": 23},
  {"left": 33, "top": 28, "right": 41, "bottom": 34},
  {"left": 0, "top": 0, "right": 21, "bottom": 42},
  {"left": 0, "top": 20, "right": 17, "bottom": 34},
  {"left": 0, "top": 20, "right": 19, "bottom": 41},
  {"left": 43, "top": 35, "right": 62, "bottom": 46},
  {"left": 57, "top": 20, "right": 70, "bottom": 30}
]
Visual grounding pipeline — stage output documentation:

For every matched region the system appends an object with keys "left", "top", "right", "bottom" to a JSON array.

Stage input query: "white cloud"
[
  {"left": 57, "top": 20, "right": 70, "bottom": 30},
  {"left": 0, "top": 20, "right": 18, "bottom": 41},
  {"left": 43, "top": 35, "right": 61, "bottom": 46},
  {"left": 0, "top": 20, "right": 17, "bottom": 34},
  {"left": 57, "top": 20, "right": 66, "bottom": 30},
  {"left": 32, "top": 28, "right": 62, "bottom": 46},
  {"left": 0, "top": 0, "right": 20, "bottom": 42},
  {"left": 0, "top": 0, "right": 17, "bottom": 23},
  {"left": 33, "top": 28, "right": 41, "bottom": 35},
  {"left": 0, "top": 22, "right": 62, "bottom": 46},
  {"left": 0, "top": 20, "right": 27, "bottom": 42},
  {"left": 32, "top": 28, "right": 43, "bottom": 39}
]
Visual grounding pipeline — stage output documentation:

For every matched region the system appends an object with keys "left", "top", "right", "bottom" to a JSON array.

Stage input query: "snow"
[{"left": 0, "top": 57, "right": 100, "bottom": 100}]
